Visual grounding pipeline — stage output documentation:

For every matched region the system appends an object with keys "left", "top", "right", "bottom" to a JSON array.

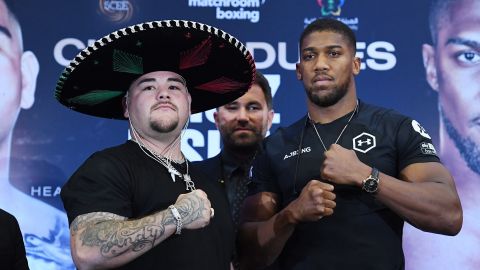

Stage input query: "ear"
[
  {"left": 352, "top": 56, "right": 361, "bottom": 75},
  {"left": 266, "top": 109, "right": 274, "bottom": 130},
  {"left": 213, "top": 110, "right": 220, "bottom": 129},
  {"left": 123, "top": 96, "right": 129, "bottom": 118},
  {"left": 422, "top": 44, "right": 439, "bottom": 92},
  {"left": 295, "top": 63, "right": 302, "bottom": 80},
  {"left": 20, "top": 51, "right": 39, "bottom": 109},
  {"left": 187, "top": 92, "right": 192, "bottom": 116}
]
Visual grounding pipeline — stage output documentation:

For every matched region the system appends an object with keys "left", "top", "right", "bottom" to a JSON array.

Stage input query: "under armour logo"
[
  {"left": 353, "top": 132, "right": 376, "bottom": 153},
  {"left": 356, "top": 138, "right": 372, "bottom": 147}
]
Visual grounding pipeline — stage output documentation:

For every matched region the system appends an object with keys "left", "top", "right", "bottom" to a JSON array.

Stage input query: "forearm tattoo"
[{"left": 71, "top": 211, "right": 175, "bottom": 257}]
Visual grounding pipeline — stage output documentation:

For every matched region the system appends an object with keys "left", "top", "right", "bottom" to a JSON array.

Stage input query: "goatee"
[
  {"left": 306, "top": 77, "right": 350, "bottom": 107},
  {"left": 150, "top": 119, "right": 178, "bottom": 133}
]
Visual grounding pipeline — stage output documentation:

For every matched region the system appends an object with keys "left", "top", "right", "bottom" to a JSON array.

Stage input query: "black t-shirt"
[
  {"left": 250, "top": 101, "right": 440, "bottom": 270},
  {"left": 61, "top": 141, "right": 234, "bottom": 270},
  {"left": 0, "top": 209, "right": 29, "bottom": 270}
]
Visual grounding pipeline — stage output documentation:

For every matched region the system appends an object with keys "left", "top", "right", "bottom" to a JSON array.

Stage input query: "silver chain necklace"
[
  {"left": 132, "top": 140, "right": 196, "bottom": 191},
  {"left": 308, "top": 99, "right": 359, "bottom": 152}
]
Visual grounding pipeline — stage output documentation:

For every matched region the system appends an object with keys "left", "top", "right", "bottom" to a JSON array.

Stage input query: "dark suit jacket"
[
  {"left": 192, "top": 153, "right": 233, "bottom": 212},
  {"left": 193, "top": 151, "right": 255, "bottom": 209},
  {"left": 192, "top": 153, "right": 279, "bottom": 270},
  {"left": 192, "top": 153, "right": 224, "bottom": 185},
  {"left": 0, "top": 209, "right": 29, "bottom": 270}
]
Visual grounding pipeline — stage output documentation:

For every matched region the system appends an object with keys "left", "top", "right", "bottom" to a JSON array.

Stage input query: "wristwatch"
[{"left": 362, "top": 167, "right": 380, "bottom": 193}]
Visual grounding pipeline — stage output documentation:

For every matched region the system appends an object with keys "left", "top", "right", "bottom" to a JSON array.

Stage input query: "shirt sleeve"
[
  {"left": 396, "top": 117, "right": 440, "bottom": 171},
  {"left": 248, "top": 148, "right": 281, "bottom": 196},
  {"left": 61, "top": 151, "right": 133, "bottom": 224}
]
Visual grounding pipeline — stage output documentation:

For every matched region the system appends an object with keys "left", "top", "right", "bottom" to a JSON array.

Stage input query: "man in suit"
[
  {"left": 194, "top": 71, "right": 274, "bottom": 229},
  {"left": 193, "top": 71, "right": 274, "bottom": 269}
]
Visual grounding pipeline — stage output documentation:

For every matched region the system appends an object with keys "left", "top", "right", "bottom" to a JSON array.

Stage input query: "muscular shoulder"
[
  {"left": 91, "top": 141, "right": 140, "bottom": 161},
  {"left": 263, "top": 116, "right": 307, "bottom": 150},
  {"left": 75, "top": 141, "right": 144, "bottom": 174},
  {"left": 358, "top": 102, "right": 409, "bottom": 127}
]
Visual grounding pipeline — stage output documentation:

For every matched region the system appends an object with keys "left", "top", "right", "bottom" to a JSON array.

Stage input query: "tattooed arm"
[{"left": 70, "top": 189, "right": 212, "bottom": 270}]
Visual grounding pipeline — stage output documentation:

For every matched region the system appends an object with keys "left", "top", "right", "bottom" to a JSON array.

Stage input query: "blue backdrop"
[{"left": 3, "top": 0, "right": 476, "bottom": 269}]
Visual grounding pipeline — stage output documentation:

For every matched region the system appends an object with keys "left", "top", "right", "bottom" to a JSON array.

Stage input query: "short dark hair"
[
  {"left": 216, "top": 71, "right": 273, "bottom": 110},
  {"left": 254, "top": 71, "right": 273, "bottom": 110},
  {"left": 299, "top": 18, "right": 356, "bottom": 53},
  {"left": 3, "top": 0, "right": 17, "bottom": 19},
  {"left": 2, "top": 0, "right": 23, "bottom": 49},
  {"left": 428, "top": 0, "right": 457, "bottom": 45}
]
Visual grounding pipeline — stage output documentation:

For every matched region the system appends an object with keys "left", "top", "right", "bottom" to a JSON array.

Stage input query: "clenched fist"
[
  {"left": 321, "top": 144, "right": 371, "bottom": 187},
  {"left": 174, "top": 189, "right": 212, "bottom": 230},
  {"left": 286, "top": 180, "right": 336, "bottom": 223}
]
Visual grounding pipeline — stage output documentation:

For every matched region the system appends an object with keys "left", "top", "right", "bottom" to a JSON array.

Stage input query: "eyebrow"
[
  {"left": 167, "top": 77, "right": 186, "bottom": 86},
  {"left": 135, "top": 76, "right": 187, "bottom": 87},
  {"left": 445, "top": 38, "right": 480, "bottom": 51},
  {"left": 302, "top": 45, "right": 343, "bottom": 52},
  {"left": 135, "top": 77, "right": 156, "bottom": 86},
  {"left": 225, "top": 100, "right": 262, "bottom": 107},
  {"left": 0, "top": 25, "right": 12, "bottom": 39}
]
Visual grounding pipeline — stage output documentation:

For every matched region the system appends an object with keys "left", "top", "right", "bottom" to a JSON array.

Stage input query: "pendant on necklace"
[
  {"left": 183, "top": 174, "right": 196, "bottom": 191},
  {"left": 168, "top": 166, "right": 180, "bottom": 182}
]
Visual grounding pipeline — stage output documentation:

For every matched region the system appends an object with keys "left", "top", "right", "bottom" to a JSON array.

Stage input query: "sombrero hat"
[{"left": 55, "top": 20, "right": 256, "bottom": 119}]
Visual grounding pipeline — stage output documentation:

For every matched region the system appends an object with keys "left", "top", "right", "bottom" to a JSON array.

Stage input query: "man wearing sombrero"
[{"left": 59, "top": 20, "right": 255, "bottom": 269}]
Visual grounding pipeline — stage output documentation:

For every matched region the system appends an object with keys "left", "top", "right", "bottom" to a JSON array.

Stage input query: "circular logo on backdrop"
[
  {"left": 99, "top": 0, "right": 133, "bottom": 23},
  {"left": 411, "top": 120, "right": 431, "bottom": 139},
  {"left": 317, "top": 0, "right": 345, "bottom": 16}
]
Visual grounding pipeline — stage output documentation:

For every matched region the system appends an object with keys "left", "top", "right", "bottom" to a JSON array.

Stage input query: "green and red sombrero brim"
[{"left": 55, "top": 20, "right": 256, "bottom": 119}]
